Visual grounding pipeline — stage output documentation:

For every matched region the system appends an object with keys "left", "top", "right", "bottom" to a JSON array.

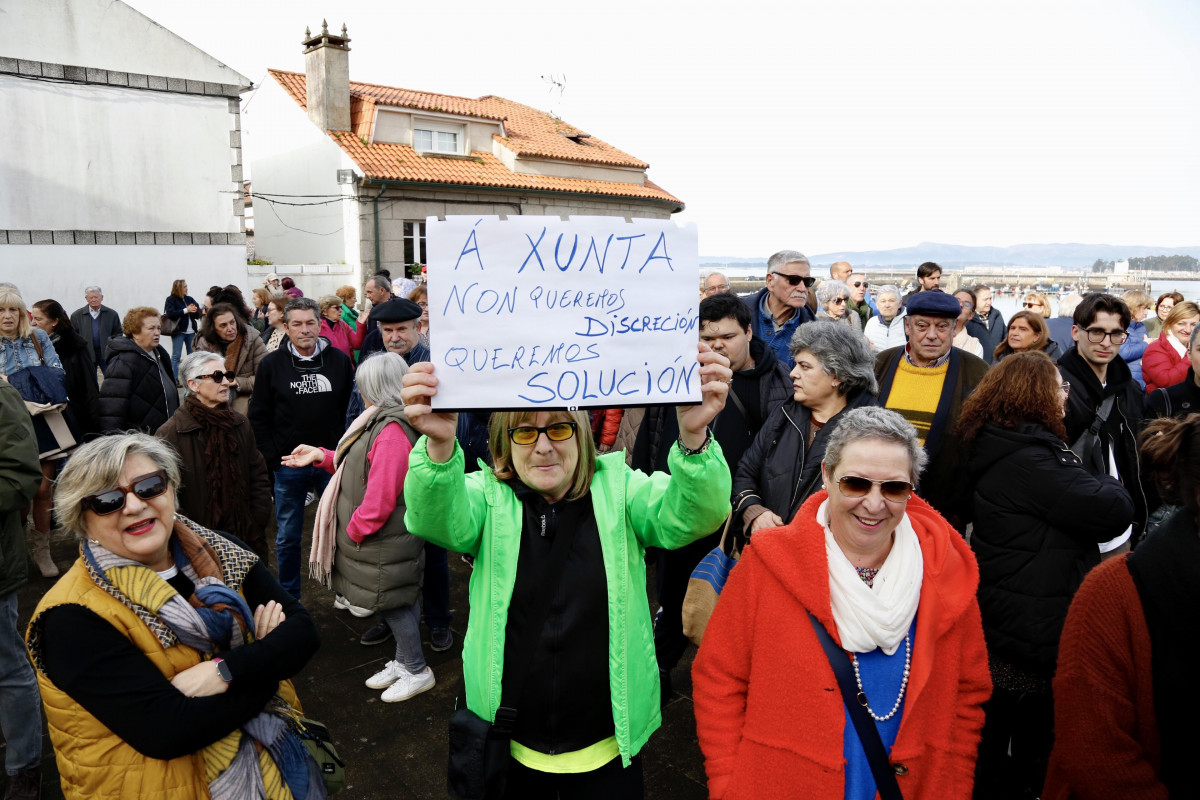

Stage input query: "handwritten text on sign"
[{"left": 427, "top": 216, "right": 700, "bottom": 411}]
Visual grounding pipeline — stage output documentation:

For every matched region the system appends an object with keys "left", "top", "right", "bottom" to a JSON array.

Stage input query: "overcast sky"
[{"left": 125, "top": 0, "right": 1200, "bottom": 258}]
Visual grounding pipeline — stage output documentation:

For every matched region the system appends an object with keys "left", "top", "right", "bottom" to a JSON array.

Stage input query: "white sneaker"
[
  {"left": 333, "top": 594, "right": 374, "bottom": 618},
  {"left": 365, "top": 660, "right": 406, "bottom": 690},
  {"left": 305, "top": 491, "right": 316, "bottom": 507},
  {"left": 381, "top": 667, "right": 435, "bottom": 703}
]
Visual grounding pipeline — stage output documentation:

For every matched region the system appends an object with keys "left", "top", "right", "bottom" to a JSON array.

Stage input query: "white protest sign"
[{"left": 427, "top": 215, "right": 700, "bottom": 411}]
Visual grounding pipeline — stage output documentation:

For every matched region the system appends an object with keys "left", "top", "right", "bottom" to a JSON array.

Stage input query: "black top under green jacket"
[
  {"left": 968, "top": 422, "right": 1134, "bottom": 674},
  {"left": 0, "top": 381, "right": 43, "bottom": 596}
]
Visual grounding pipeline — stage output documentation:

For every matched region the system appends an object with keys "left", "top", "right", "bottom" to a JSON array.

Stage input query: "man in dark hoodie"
[
  {"left": 1057, "top": 293, "right": 1147, "bottom": 553},
  {"left": 631, "top": 292, "right": 792, "bottom": 699},
  {"left": 966, "top": 285, "right": 1006, "bottom": 364}
]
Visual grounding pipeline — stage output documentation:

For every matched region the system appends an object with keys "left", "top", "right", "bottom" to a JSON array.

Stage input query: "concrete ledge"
[
  {"left": 1, "top": 230, "right": 260, "bottom": 245},
  {"left": 0, "top": 58, "right": 247, "bottom": 98}
]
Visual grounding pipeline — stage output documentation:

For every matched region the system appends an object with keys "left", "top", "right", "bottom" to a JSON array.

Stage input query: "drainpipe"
[{"left": 370, "top": 183, "right": 386, "bottom": 275}]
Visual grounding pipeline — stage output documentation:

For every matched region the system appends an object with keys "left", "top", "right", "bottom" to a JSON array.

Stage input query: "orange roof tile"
[{"left": 268, "top": 69, "right": 680, "bottom": 209}]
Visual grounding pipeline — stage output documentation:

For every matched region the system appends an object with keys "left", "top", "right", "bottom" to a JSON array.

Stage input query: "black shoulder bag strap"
[
  {"left": 808, "top": 613, "right": 904, "bottom": 800},
  {"left": 490, "top": 515, "right": 580, "bottom": 737}
]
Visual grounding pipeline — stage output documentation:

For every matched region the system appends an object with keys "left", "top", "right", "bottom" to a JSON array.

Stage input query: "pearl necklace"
[{"left": 850, "top": 631, "right": 912, "bottom": 722}]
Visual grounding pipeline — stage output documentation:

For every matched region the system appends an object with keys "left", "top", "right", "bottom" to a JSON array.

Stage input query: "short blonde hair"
[
  {"left": 0, "top": 290, "right": 32, "bottom": 340},
  {"left": 1122, "top": 290, "right": 1153, "bottom": 315},
  {"left": 488, "top": 409, "right": 596, "bottom": 501},
  {"left": 318, "top": 295, "right": 342, "bottom": 316},
  {"left": 1164, "top": 301, "right": 1200, "bottom": 332},
  {"left": 334, "top": 285, "right": 356, "bottom": 304},
  {"left": 122, "top": 307, "right": 160, "bottom": 338},
  {"left": 55, "top": 434, "right": 181, "bottom": 539},
  {"left": 1023, "top": 292, "right": 1052, "bottom": 317}
]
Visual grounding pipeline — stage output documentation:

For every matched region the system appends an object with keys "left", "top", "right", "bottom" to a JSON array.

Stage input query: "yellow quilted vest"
[{"left": 26, "top": 559, "right": 302, "bottom": 800}]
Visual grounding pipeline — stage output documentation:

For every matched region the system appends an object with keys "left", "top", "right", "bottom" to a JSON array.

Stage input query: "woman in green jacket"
[{"left": 401, "top": 346, "right": 732, "bottom": 799}]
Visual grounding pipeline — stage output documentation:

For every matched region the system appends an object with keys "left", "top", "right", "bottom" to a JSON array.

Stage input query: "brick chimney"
[{"left": 302, "top": 20, "right": 351, "bottom": 132}]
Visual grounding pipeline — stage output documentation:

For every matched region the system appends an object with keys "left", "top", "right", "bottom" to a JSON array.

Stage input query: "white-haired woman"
[
  {"left": 0, "top": 287, "right": 65, "bottom": 578},
  {"left": 25, "top": 434, "right": 322, "bottom": 799},
  {"left": 156, "top": 351, "right": 272, "bottom": 562},
  {"left": 816, "top": 279, "right": 857, "bottom": 327},
  {"left": 282, "top": 352, "right": 430, "bottom": 703},
  {"left": 695, "top": 407, "right": 991, "bottom": 799},
  {"left": 863, "top": 285, "right": 907, "bottom": 352},
  {"left": 399, "top": 345, "right": 732, "bottom": 798}
]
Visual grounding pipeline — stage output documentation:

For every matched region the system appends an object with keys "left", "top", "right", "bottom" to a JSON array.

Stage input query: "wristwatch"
[{"left": 213, "top": 657, "right": 233, "bottom": 685}]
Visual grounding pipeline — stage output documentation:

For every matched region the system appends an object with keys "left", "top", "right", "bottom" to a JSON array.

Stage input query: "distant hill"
[{"left": 702, "top": 242, "right": 1200, "bottom": 270}]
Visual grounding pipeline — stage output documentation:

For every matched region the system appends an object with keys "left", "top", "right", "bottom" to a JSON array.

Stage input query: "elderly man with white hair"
[{"left": 69, "top": 286, "right": 122, "bottom": 371}]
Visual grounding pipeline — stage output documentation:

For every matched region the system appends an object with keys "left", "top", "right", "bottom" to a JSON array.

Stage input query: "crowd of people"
[{"left": 0, "top": 253, "right": 1198, "bottom": 799}]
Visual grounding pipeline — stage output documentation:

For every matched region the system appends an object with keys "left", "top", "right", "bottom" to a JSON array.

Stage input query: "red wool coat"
[
  {"left": 693, "top": 491, "right": 991, "bottom": 800},
  {"left": 1141, "top": 333, "right": 1189, "bottom": 393}
]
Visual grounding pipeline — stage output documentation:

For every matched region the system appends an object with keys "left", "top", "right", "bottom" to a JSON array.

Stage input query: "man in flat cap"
[
  {"left": 357, "top": 298, "right": 428, "bottom": 363},
  {"left": 874, "top": 290, "right": 989, "bottom": 529}
]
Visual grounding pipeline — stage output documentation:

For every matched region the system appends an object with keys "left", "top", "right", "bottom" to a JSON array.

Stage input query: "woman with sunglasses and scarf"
[
  {"left": 156, "top": 352, "right": 272, "bottom": 562},
  {"left": 695, "top": 406, "right": 990, "bottom": 799},
  {"left": 815, "top": 279, "right": 858, "bottom": 328},
  {"left": 400, "top": 345, "right": 732, "bottom": 798},
  {"left": 957, "top": 352, "right": 1133, "bottom": 800},
  {"left": 24, "top": 433, "right": 322, "bottom": 800}
]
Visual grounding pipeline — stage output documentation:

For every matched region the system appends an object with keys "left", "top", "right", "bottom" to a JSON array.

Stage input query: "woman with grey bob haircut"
[
  {"left": 735, "top": 320, "right": 881, "bottom": 534},
  {"left": 282, "top": 349, "right": 433, "bottom": 703},
  {"left": 815, "top": 279, "right": 856, "bottom": 326},
  {"left": 28, "top": 432, "right": 323, "bottom": 799},
  {"left": 823, "top": 406, "right": 928, "bottom": 488}
]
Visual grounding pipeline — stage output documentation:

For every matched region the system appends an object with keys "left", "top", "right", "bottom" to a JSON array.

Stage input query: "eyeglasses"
[
  {"left": 82, "top": 470, "right": 170, "bottom": 516},
  {"left": 200, "top": 370, "right": 237, "bottom": 384},
  {"left": 770, "top": 272, "right": 816, "bottom": 288},
  {"left": 851, "top": 281, "right": 868, "bottom": 289},
  {"left": 508, "top": 422, "right": 578, "bottom": 446},
  {"left": 834, "top": 475, "right": 913, "bottom": 503},
  {"left": 1060, "top": 381, "right": 1071, "bottom": 395},
  {"left": 1083, "top": 328, "right": 1129, "bottom": 344},
  {"left": 704, "top": 284, "right": 730, "bottom": 295}
]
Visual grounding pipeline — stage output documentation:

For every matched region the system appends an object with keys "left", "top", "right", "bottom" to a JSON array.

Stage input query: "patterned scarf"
[{"left": 79, "top": 517, "right": 327, "bottom": 800}]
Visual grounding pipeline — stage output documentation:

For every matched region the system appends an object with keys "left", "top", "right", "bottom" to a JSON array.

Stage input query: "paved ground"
[{"left": 9, "top": 514, "right": 711, "bottom": 799}]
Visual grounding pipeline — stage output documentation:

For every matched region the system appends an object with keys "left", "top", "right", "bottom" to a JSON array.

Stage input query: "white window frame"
[{"left": 412, "top": 118, "right": 465, "bottom": 154}]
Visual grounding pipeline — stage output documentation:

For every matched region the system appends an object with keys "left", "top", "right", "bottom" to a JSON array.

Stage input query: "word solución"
[{"left": 518, "top": 357, "right": 700, "bottom": 405}]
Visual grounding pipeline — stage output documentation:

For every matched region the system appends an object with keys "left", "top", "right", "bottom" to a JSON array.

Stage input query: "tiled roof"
[{"left": 268, "top": 70, "right": 680, "bottom": 208}]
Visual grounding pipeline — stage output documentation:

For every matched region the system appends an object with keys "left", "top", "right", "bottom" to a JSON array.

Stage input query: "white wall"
[
  {"left": 244, "top": 78, "right": 352, "bottom": 265},
  {"left": 0, "top": 245, "right": 248, "bottom": 313},
  {"left": 0, "top": 0, "right": 247, "bottom": 85},
  {"left": 0, "top": 75, "right": 240, "bottom": 232}
]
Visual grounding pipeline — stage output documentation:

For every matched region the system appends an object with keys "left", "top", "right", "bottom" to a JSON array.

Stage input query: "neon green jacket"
[{"left": 403, "top": 436, "right": 731, "bottom": 766}]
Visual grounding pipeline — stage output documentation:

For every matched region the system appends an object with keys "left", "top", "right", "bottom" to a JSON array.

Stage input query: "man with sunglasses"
[
  {"left": 1057, "top": 293, "right": 1147, "bottom": 553},
  {"left": 743, "top": 249, "right": 816, "bottom": 364},
  {"left": 874, "top": 290, "right": 989, "bottom": 530},
  {"left": 846, "top": 272, "right": 874, "bottom": 330},
  {"left": 249, "top": 297, "right": 354, "bottom": 598},
  {"left": 0, "top": 378, "right": 45, "bottom": 800}
]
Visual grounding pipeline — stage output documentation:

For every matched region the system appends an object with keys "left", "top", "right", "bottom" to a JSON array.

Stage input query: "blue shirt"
[
  {"left": 746, "top": 288, "right": 814, "bottom": 365},
  {"left": 843, "top": 617, "right": 916, "bottom": 800}
]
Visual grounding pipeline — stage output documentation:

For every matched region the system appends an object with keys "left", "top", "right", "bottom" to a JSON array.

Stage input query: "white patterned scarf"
[{"left": 820, "top": 499, "right": 923, "bottom": 655}]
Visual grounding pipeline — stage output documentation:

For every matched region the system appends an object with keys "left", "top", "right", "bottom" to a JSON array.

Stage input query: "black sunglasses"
[
  {"left": 835, "top": 475, "right": 913, "bottom": 503},
  {"left": 851, "top": 281, "right": 868, "bottom": 288},
  {"left": 82, "top": 470, "right": 170, "bottom": 516},
  {"left": 508, "top": 422, "right": 578, "bottom": 446},
  {"left": 770, "top": 272, "right": 816, "bottom": 288},
  {"left": 199, "top": 370, "right": 237, "bottom": 384}
]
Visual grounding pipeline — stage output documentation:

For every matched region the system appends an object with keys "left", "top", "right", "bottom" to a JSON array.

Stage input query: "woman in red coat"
[
  {"left": 1141, "top": 301, "right": 1199, "bottom": 393},
  {"left": 693, "top": 407, "right": 991, "bottom": 800}
]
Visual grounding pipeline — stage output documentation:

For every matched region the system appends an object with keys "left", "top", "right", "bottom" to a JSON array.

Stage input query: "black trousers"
[
  {"left": 973, "top": 687, "right": 1054, "bottom": 800},
  {"left": 502, "top": 755, "right": 643, "bottom": 800}
]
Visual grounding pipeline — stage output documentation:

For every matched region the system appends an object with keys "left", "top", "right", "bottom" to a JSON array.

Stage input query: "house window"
[
  {"left": 413, "top": 119, "right": 465, "bottom": 154},
  {"left": 403, "top": 221, "right": 427, "bottom": 265}
]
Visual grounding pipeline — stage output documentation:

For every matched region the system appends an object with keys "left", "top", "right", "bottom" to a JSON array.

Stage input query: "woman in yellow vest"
[{"left": 25, "top": 433, "right": 323, "bottom": 800}]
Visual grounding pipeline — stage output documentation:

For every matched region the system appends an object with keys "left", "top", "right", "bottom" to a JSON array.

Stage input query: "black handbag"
[
  {"left": 808, "top": 613, "right": 904, "bottom": 800},
  {"left": 1068, "top": 394, "right": 1115, "bottom": 474},
  {"left": 446, "top": 517, "right": 579, "bottom": 800}
]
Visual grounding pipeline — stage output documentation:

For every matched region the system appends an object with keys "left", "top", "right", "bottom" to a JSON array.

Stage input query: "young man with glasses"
[
  {"left": 1057, "top": 293, "right": 1147, "bottom": 553},
  {"left": 874, "top": 290, "right": 989, "bottom": 531},
  {"left": 743, "top": 249, "right": 816, "bottom": 364}
]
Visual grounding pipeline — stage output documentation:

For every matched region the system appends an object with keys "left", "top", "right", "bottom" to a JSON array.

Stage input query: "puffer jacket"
[
  {"left": 98, "top": 338, "right": 178, "bottom": 433},
  {"left": 0, "top": 381, "right": 42, "bottom": 596},
  {"left": 863, "top": 313, "right": 908, "bottom": 352},
  {"left": 332, "top": 406, "right": 424, "bottom": 612},
  {"left": 732, "top": 388, "right": 878, "bottom": 530},
  {"left": 967, "top": 422, "right": 1134, "bottom": 674},
  {"left": 1119, "top": 319, "right": 1150, "bottom": 390},
  {"left": 1142, "top": 332, "right": 1190, "bottom": 393},
  {"left": 403, "top": 437, "right": 730, "bottom": 766},
  {"left": 194, "top": 323, "right": 267, "bottom": 416}
]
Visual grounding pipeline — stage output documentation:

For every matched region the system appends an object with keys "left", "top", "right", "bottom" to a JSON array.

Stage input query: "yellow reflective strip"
[{"left": 509, "top": 736, "right": 619, "bottom": 774}]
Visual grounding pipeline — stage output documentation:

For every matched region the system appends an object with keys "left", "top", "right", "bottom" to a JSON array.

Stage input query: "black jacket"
[
  {"left": 630, "top": 338, "right": 792, "bottom": 477},
  {"left": 968, "top": 423, "right": 1134, "bottom": 674},
  {"left": 248, "top": 340, "right": 353, "bottom": 465},
  {"left": 163, "top": 294, "right": 202, "bottom": 334},
  {"left": 51, "top": 327, "right": 101, "bottom": 438},
  {"left": 733, "top": 388, "right": 879, "bottom": 530},
  {"left": 98, "top": 338, "right": 179, "bottom": 434},
  {"left": 1147, "top": 368, "right": 1200, "bottom": 419},
  {"left": 966, "top": 307, "right": 1006, "bottom": 365},
  {"left": 1058, "top": 346, "right": 1148, "bottom": 541}
]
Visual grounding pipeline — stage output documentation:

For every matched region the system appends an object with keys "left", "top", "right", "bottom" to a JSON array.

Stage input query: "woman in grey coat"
[{"left": 282, "top": 352, "right": 431, "bottom": 703}]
